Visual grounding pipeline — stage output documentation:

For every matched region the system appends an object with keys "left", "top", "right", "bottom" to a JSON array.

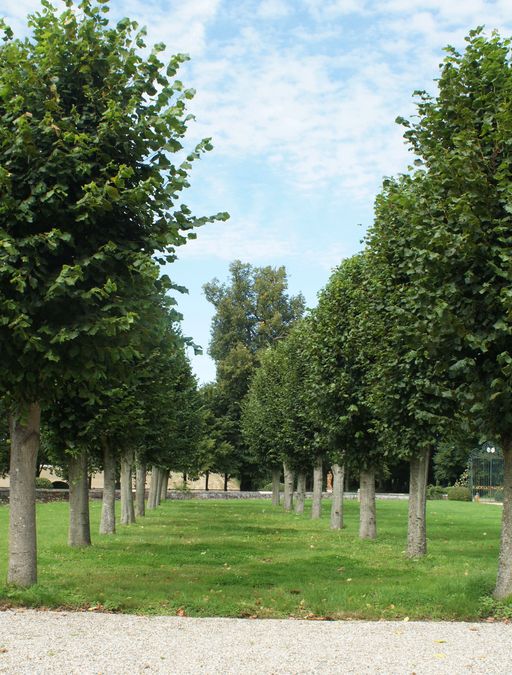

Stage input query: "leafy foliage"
[
  {"left": 204, "top": 261, "right": 304, "bottom": 488},
  {"left": 394, "top": 30, "right": 512, "bottom": 446},
  {"left": 308, "top": 254, "right": 383, "bottom": 472},
  {"left": 0, "top": 0, "right": 227, "bottom": 410}
]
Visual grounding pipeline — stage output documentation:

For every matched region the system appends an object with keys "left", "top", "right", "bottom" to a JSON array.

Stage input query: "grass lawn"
[{"left": 0, "top": 498, "right": 507, "bottom": 620}]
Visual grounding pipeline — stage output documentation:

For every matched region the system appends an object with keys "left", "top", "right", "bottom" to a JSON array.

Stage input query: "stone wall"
[{"left": 0, "top": 489, "right": 410, "bottom": 505}]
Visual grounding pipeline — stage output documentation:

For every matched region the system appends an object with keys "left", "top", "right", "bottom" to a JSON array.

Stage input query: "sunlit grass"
[{"left": 0, "top": 498, "right": 505, "bottom": 619}]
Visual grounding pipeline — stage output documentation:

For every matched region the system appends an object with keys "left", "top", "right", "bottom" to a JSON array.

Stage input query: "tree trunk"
[
  {"left": 224, "top": 473, "right": 229, "bottom": 491},
  {"left": 160, "top": 469, "right": 169, "bottom": 501},
  {"left": 495, "top": 440, "right": 512, "bottom": 599},
  {"left": 330, "top": 463, "right": 345, "bottom": 529},
  {"left": 359, "top": 468, "right": 376, "bottom": 539},
  {"left": 407, "top": 448, "right": 430, "bottom": 557},
  {"left": 295, "top": 472, "right": 306, "bottom": 515},
  {"left": 135, "top": 462, "right": 146, "bottom": 518},
  {"left": 154, "top": 467, "right": 163, "bottom": 507},
  {"left": 147, "top": 467, "right": 159, "bottom": 510},
  {"left": 8, "top": 402, "right": 41, "bottom": 587},
  {"left": 271, "top": 466, "right": 281, "bottom": 506},
  {"left": 100, "top": 439, "right": 116, "bottom": 535},
  {"left": 120, "top": 449, "right": 135, "bottom": 525},
  {"left": 205, "top": 471, "right": 209, "bottom": 491},
  {"left": 283, "top": 462, "right": 294, "bottom": 511},
  {"left": 68, "top": 450, "right": 91, "bottom": 547},
  {"left": 311, "top": 457, "right": 323, "bottom": 519}
]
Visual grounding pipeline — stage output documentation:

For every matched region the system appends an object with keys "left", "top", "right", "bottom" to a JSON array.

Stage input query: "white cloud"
[
  {"left": 4, "top": 0, "right": 512, "bottom": 205},
  {"left": 257, "top": 0, "right": 291, "bottom": 19},
  {"left": 177, "top": 217, "right": 350, "bottom": 271},
  {"left": 114, "top": 0, "right": 221, "bottom": 57},
  {"left": 304, "top": 0, "right": 368, "bottom": 19},
  {"left": 178, "top": 219, "right": 297, "bottom": 263}
]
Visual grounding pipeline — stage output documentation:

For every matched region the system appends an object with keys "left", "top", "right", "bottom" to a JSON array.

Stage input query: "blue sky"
[{"left": 4, "top": 0, "right": 512, "bottom": 383}]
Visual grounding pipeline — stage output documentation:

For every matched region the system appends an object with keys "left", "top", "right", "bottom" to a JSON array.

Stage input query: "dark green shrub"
[
  {"left": 446, "top": 486, "right": 471, "bottom": 501},
  {"left": 426, "top": 485, "right": 446, "bottom": 500},
  {"left": 35, "top": 477, "right": 53, "bottom": 489}
]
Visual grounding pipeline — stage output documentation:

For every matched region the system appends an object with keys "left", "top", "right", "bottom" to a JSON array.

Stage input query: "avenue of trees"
[
  {"left": 241, "top": 30, "right": 512, "bottom": 600},
  {"left": 0, "top": 0, "right": 227, "bottom": 585},
  {"left": 2, "top": 0, "right": 512, "bottom": 607}
]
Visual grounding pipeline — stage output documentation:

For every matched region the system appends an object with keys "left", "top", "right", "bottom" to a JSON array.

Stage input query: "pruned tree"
[
  {"left": 0, "top": 0, "right": 225, "bottom": 586},
  {"left": 389, "top": 29, "right": 512, "bottom": 594},
  {"left": 310, "top": 255, "right": 384, "bottom": 539}
]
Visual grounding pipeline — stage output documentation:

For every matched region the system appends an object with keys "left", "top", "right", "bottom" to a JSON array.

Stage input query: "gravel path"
[{"left": 0, "top": 610, "right": 511, "bottom": 674}]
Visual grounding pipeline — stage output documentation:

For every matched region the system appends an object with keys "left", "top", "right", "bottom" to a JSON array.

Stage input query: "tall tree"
[
  {"left": 0, "top": 0, "right": 225, "bottom": 586},
  {"left": 310, "top": 255, "right": 384, "bottom": 539},
  {"left": 204, "top": 261, "right": 304, "bottom": 489},
  {"left": 242, "top": 348, "right": 288, "bottom": 506},
  {"left": 392, "top": 29, "right": 512, "bottom": 596},
  {"left": 365, "top": 175, "right": 455, "bottom": 557}
]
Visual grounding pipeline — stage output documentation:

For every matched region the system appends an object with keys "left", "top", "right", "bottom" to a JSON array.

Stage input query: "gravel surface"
[{"left": 0, "top": 610, "right": 511, "bottom": 674}]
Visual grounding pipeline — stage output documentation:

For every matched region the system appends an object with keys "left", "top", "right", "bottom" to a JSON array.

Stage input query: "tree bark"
[
  {"left": 120, "top": 449, "right": 135, "bottom": 525},
  {"left": 154, "top": 467, "right": 163, "bottom": 507},
  {"left": 330, "top": 463, "right": 345, "bottom": 529},
  {"left": 295, "top": 471, "right": 306, "bottom": 515},
  {"left": 205, "top": 471, "right": 209, "bottom": 491},
  {"left": 359, "top": 468, "right": 376, "bottom": 539},
  {"left": 495, "top": 440, "right": 512, "bottom": 599},
  {"left": 100, "top": 439, "right": 116, "bottom": 534},
  {"left": 147, "top": 467, "right": 159, "bottom": 510},
  {"left": 311, "top": 457, "right": 323, "bottom": 519},
  {"left": 8, "top": 402, "right": 41, "bottom": 587},
  {"left": 224, "top": 473, "right": 229, "bottom": 491},
  {"left": 283, "top": 462, "right": 294, "bottom": 511},
  {"left": 407, "top": 447, "right": 430, "bottom": 557},
  {"left": 160, "top": 469, "right": 169, "bottom": 501},
  {"left": 271, "top": 466, "right": 281, "bottom": 506},
  {"left": 68, "top": 449, "right": 91, "bottom": 547},
  {"left": 135, "top": 462, "right": 146, "bottom": 518}
]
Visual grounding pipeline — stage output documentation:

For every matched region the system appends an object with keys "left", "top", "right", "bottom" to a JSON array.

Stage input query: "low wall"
[{"left": 0, "top": 488, "right": 410, "bottom": 505}]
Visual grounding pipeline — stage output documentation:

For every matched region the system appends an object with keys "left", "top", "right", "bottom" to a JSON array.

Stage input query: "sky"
[{"left": 3, "top": 0, "right": 512, "bottom": 383}]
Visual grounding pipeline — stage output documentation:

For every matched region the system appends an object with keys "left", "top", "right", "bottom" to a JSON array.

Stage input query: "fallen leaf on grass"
[{"left": 176, "top": 607, "right": 186, "bottom": 617}]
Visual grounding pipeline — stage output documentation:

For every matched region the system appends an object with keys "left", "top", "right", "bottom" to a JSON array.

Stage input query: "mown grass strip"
[{"left": 0, "top": 499, "right": 505, "bottom": 619}]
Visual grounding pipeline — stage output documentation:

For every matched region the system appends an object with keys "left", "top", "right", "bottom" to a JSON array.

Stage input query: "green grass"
[{"left": 0, "top": 498, "right": 506, "bottom": 619}]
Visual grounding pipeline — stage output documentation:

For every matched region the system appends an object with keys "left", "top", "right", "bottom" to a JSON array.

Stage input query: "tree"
[
  {"left": 0, "top": 0, "right": 225, "bottom": 586},
  {"left": 242, "top": 348, "right": 287, "bottom": 506},
  {"left": 391, "top": 29, "right": 512, "bottom": 595},
  {"left": 365, "top": 175, "right": 456, "bottom": 557},
  {"left": 278, "top": 321, "right": 320, "bottom": 516},
  {"left": 310, "top": 255, "right": 384, "bottom": 539},
  {"left": 198, "top": 382, "right": 240, "bottom": 489},
  {"left": 204, "top": 261, "right": 304, "bottom": 489}
]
